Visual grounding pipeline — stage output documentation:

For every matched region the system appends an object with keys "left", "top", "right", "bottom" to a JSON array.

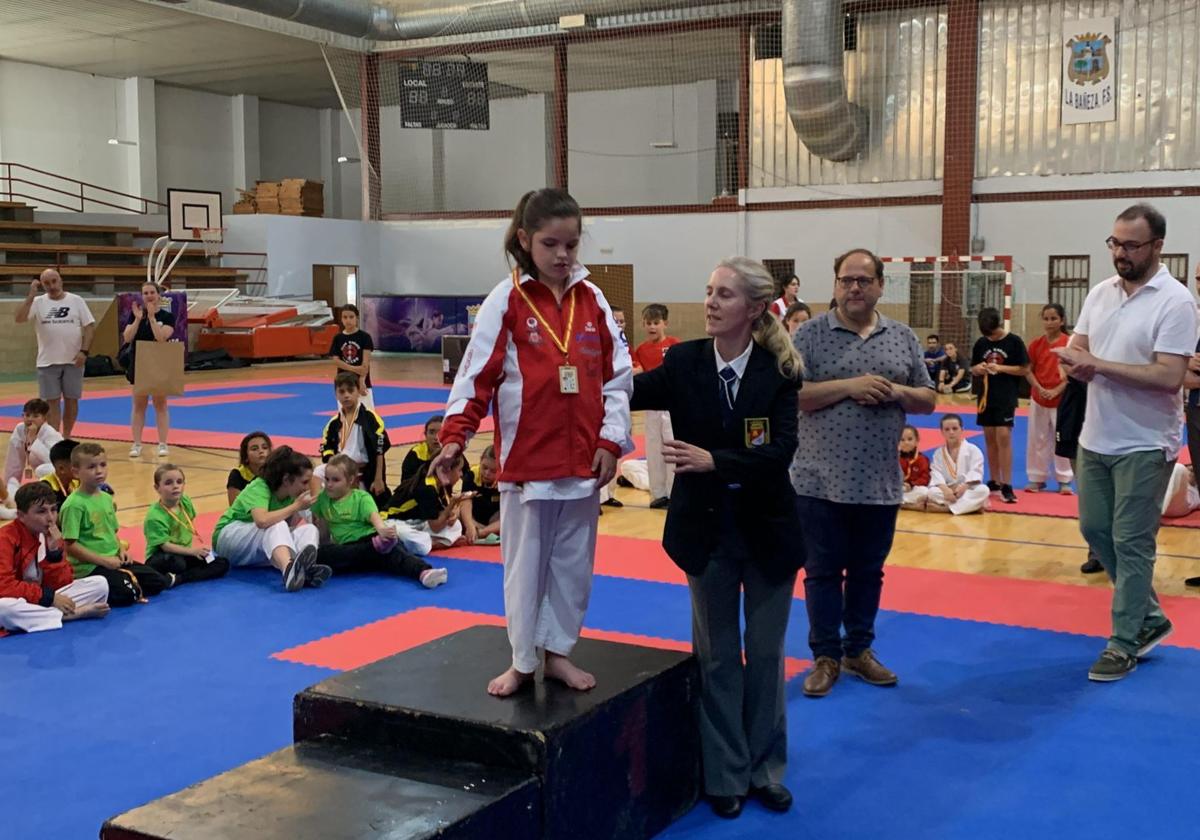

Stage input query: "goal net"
[{"left": 877, "top": 256, "right": 1016, "bottom": 347}]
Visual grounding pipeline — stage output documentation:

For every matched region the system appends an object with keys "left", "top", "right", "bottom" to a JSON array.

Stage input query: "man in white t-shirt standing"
[
  {"left": 1055, "top": 204, "right": 1197, "bottom": 683},
  {"left": 14, "top": 269, "right": 95, "bottom": 438}
]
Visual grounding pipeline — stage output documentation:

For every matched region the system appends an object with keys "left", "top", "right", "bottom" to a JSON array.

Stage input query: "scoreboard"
[{"left": 399, "top": 60, "right": 490, "bottom": 130}]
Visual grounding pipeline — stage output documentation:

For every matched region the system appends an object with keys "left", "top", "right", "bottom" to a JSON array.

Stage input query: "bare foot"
[
  {"left": 487, "top": 666, "right": 533, "bottom": 697},
  {"left": 64, "top": 603, "right": 110, "bottom": 621},
  {"left": 544, "top": 653, "right": 596, "bottom": 691}
]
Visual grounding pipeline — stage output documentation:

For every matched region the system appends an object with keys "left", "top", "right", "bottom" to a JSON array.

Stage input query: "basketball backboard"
[{"left": 167, "top": 188, "right": 223, "bottom": 242}]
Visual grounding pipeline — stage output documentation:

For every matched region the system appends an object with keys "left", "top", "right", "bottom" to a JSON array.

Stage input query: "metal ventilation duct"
[
  {"left": 781, "top": 0, "right": 867, "bottom": 161},
  {"left": 204, "top": 0, "right": 735, "bottom": 40}
]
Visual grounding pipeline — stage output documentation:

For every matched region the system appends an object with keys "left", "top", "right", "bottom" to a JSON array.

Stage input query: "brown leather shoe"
[
  {"left": 802, "top": 656, "right": 840, "bottom": 697},
  {"left": 842, "top": 649, "right": 898, "bottom": 686}
]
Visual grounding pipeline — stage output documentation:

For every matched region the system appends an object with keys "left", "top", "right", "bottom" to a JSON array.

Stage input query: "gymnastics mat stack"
[{"left": 101, "top": 625, "right": 700, "bottom": 839}]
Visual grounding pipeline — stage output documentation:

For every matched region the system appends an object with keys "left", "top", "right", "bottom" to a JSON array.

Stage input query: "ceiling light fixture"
[
  {"left": 337, "top": 155, "right": 361, "bottom": 164},
  {"left": 107, "top": 138, "right": 137, "bottom": 146}
]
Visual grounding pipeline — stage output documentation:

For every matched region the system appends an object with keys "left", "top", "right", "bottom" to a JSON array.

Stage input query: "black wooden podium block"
[
  {"left": 101, "top": 736, "right": 540, "bottom": 840},
  {"left": 294, "top": 625, "right": 701, "bottom": 840}
]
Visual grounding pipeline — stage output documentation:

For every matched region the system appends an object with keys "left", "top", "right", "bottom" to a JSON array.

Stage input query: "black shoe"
[
  {"left": 1000, "top": 484, "right": 1017, "bottom": 503},
  {"left": 987, "top": 480, "right": 1000, "bottom": 493},
  {"left": 1186, "top": 576, "right": 1200, "bottom": 588},
  {"left": 1080, "top": 555, "right": 1104, "bottom": 574},
  {"left": 649, "top": 496, "right": 670, "bottom": 509},
  {"left": 1135, "top": 620, "right": 1174, "bottom": 658},
  {"left": 616, "top": 476, "right": 634, "bottom": 488},
  {"left": 708, "top": 795, "right": 744, "bottom": 819},
  {"left": 601, "top": 498, "right": 623, "bottom": 508},
  {"left": 1088, "top": 648, "right": 1136, "bottom": 682},
  {"left": 749, "top": 783, "right": 793, "bottom": 813}
]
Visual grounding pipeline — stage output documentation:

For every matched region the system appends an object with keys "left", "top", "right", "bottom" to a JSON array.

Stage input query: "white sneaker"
[
  {"left": 129, "top": 444, "right": 142, "bottom": 458},
  {"left": 157, "top": 443, "right": 169, "bottom": 458},
  {"left": 419, "top": 568, "right": 448, "bottom": 589}
]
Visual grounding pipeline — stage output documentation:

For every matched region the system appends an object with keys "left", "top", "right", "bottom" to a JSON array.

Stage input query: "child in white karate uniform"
[
  {"left": 1161, "top": 463, "right": 1200, "bottom": 519},
  {"left": 928, "top": 414, "right": 990, "bottom": 515},
  {"left": 432, "top": 188, "right": 632, "bottom": 698},
  {"left": 3, "top": 398, "right": 62, "bottom": 498}
]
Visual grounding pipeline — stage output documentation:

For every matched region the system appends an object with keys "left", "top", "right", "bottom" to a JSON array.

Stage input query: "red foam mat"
[
  {"left": 272, "top": 605, "right": 809, "bottom": 678},
  {"left": 982, "top": 486, "right": 1200, "bottom": 529},
  {"left": 445, "top": 535, "right": 1200, "bottom": 650}
]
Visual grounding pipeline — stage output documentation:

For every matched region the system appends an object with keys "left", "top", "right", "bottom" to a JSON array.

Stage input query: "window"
[
  {"left": 908, "top": 263, "right": 934, "bottom": 329},
  {"left": 1162, "top": 254, "right": 1189, "bottom": 285},
  {"left": 1048, "top": 256, "right": 1090, "bottom": 329}
]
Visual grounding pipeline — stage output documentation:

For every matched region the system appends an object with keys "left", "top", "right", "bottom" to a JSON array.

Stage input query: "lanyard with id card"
[{"left": 513, "top": 270, "right": 579, "bottom": 395}]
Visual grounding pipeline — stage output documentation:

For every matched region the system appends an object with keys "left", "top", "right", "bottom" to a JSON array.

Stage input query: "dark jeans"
[
  {"left": 147, "top": 549, "right": 230, "bottom": 585},
  {"left": 796, "top": 496, "right": 899, "bottom": 660},
  {"left": 317, "top": 537, "right": 431, "bottom": 580}
]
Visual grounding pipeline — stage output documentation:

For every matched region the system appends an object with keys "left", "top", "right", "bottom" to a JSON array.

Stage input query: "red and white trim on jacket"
[{"left": 440, "top": 264, "right": 633, "bottom": 483}]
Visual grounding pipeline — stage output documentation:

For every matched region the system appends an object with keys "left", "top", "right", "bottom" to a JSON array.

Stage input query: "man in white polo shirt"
[
  {"left": 1055, "top": 204, "right": 1196, "bottom": 682},
  {"left": 14, "top": 269, "right": 95, "bottom": 438}
]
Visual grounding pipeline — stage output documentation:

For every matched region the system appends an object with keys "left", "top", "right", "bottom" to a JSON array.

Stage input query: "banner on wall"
[
  {"left": 361, "top": 295, "right": 482, "bottom": 353},
  {"left": 1062, "top": 18, "right": 1117, "bottom": 125}
]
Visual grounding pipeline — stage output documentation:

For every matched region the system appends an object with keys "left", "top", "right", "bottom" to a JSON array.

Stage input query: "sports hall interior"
[{"left": 2, "top": 1, "right": 1200, "bottom": 838}]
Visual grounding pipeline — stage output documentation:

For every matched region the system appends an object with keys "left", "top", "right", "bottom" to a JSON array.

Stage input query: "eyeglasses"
[
  {"left": 836, "top": 276, "right": 878, "bottom": 289},
  {"left": 1105, "top": 237, "right": 1159, "bottom": 253}
]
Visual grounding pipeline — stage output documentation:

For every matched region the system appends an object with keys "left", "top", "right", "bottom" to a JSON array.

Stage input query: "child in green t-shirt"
[
  {"left": 314, "top": 455, "right": 446, "bottom": 588},
  {"left": 212, "top": 446, "right": 329, "bottom": 593},
  {"left": 144, "top": 464, "right": 230, "bottom": 587},
  {"left": 59, "top": 442, "right": 170, "bottom": 606}
]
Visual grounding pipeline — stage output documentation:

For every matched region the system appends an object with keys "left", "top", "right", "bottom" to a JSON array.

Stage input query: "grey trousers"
[{"left": 687, "top": 522, "right": 797, "bottom": 796}]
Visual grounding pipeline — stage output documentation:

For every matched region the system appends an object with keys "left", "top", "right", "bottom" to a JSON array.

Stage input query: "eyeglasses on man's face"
[
  {"left": 1105, "top": 237, "right": 1159, "bottom": 253},
  {"left": 836, "top": 276, "right": 879, "bottom": 290}
]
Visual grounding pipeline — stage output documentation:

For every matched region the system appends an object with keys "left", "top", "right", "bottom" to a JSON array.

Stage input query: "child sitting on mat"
[
  {"left": 144, "top": 464, "right": 230, "bottom": 587},
  {"left": 42, "top": 439, "right": 116, "bottom": 508},
  {"left": 212, "top": 446, "right": 330, "bottom": 593},
  {"left": 3, "top": 398, "right": 62, "bottom": 497},
  {"left": 313, "top": 454, "right": 447, "bottom": 588},
  {"left": 0, "top": 482, "right": 110, "bottom": 633},
  {"left": 317, "top": 372, "right": 391, "bottom": 507},
  {"left": 60, "top": 443, "right": 170, "bottom": 606},
  {"left": 387, "top": 451, "right": 475, "bottom": 549},
  {"left": 899, "top": 424, "right": 931, "bottom": 511},
  {"left": 1161, "top": 463, "right": 1200, "bottom": 519},
  {"left": 227, "top": 431, "right": 272, "bottom": 505},
  {"left": 463, "top": 445, "right": 502, "bottom": 544},
  {"left": 401, "top": 415, "right": 443, "bottom": 483},
  {"left": 927, "top": 414, "right": 990, "bottom": 515}
]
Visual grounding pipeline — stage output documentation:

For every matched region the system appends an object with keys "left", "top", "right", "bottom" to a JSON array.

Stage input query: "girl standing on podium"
[{"left": 431, "top": 188, "right": 632, "bottom": 697}]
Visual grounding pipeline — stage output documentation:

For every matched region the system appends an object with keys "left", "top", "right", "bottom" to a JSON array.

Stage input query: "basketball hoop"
[{"left": 193, "top": 227, "right": 224, "bottom": 258}]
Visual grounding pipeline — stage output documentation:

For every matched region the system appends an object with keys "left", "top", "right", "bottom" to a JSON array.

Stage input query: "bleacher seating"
[{"left": 0, "top": 201, "right": 253, "bottom": 293}]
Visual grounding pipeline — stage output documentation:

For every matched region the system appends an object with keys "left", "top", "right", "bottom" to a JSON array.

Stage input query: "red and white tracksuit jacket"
[{"left": 441, "top": 266, "right": 632, "bottom": 482}]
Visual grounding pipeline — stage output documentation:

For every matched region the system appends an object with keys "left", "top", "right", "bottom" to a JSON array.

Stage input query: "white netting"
[
  {"left": 877, "top": 257, "right": 1015, "bottom": 346},
  {"left": 196, "top": 228, "right": 224, "bottom": 259}
]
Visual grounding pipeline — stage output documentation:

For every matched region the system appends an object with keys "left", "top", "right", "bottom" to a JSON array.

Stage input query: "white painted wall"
[
  {"left": 443, "top": 94, "right": 548, "bottom": 211},
  {"left": 224, "top": 213, "right": 380, "bottom": 298},
  {"left": 976, "top": 196, "right": 1200, "bottom": 299},
  {"left": 0, "top": 59, "right": 134, "bottom": 210},
  {"left": 569, "top": 81, "right": 717, "bottom": 208},
  {"left": 156, "top": 85, "right": 236, "bottom": 207}
]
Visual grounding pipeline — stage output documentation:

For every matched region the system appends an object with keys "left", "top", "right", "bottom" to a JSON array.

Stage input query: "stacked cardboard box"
[
  {"left": 255, "top": 181, "right": 280, "bottom": 214},
  {"left": 279, "top": 179, "right": 324, "bottom": 217},
  {"left": 232, "top": 188, "right": 257, "bottom": 215}
]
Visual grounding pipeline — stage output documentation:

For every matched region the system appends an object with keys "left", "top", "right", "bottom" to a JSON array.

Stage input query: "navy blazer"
[{"left": 631, "top": 339, "right": 804, "bottom": 583}]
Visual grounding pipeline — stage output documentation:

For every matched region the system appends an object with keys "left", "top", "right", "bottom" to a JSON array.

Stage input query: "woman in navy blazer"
[{"left": 631, "top": 257, "right": 803, "bottom": 819}]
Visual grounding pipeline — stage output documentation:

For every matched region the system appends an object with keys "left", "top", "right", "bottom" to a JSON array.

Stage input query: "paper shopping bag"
[{"left": 133, "top": 340, "right": 185, "bottom": 397}]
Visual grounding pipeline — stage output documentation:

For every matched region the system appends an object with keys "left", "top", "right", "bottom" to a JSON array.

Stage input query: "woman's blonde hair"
[{"left": 716, "top": 257, "right": 804, "bottom": 380}]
